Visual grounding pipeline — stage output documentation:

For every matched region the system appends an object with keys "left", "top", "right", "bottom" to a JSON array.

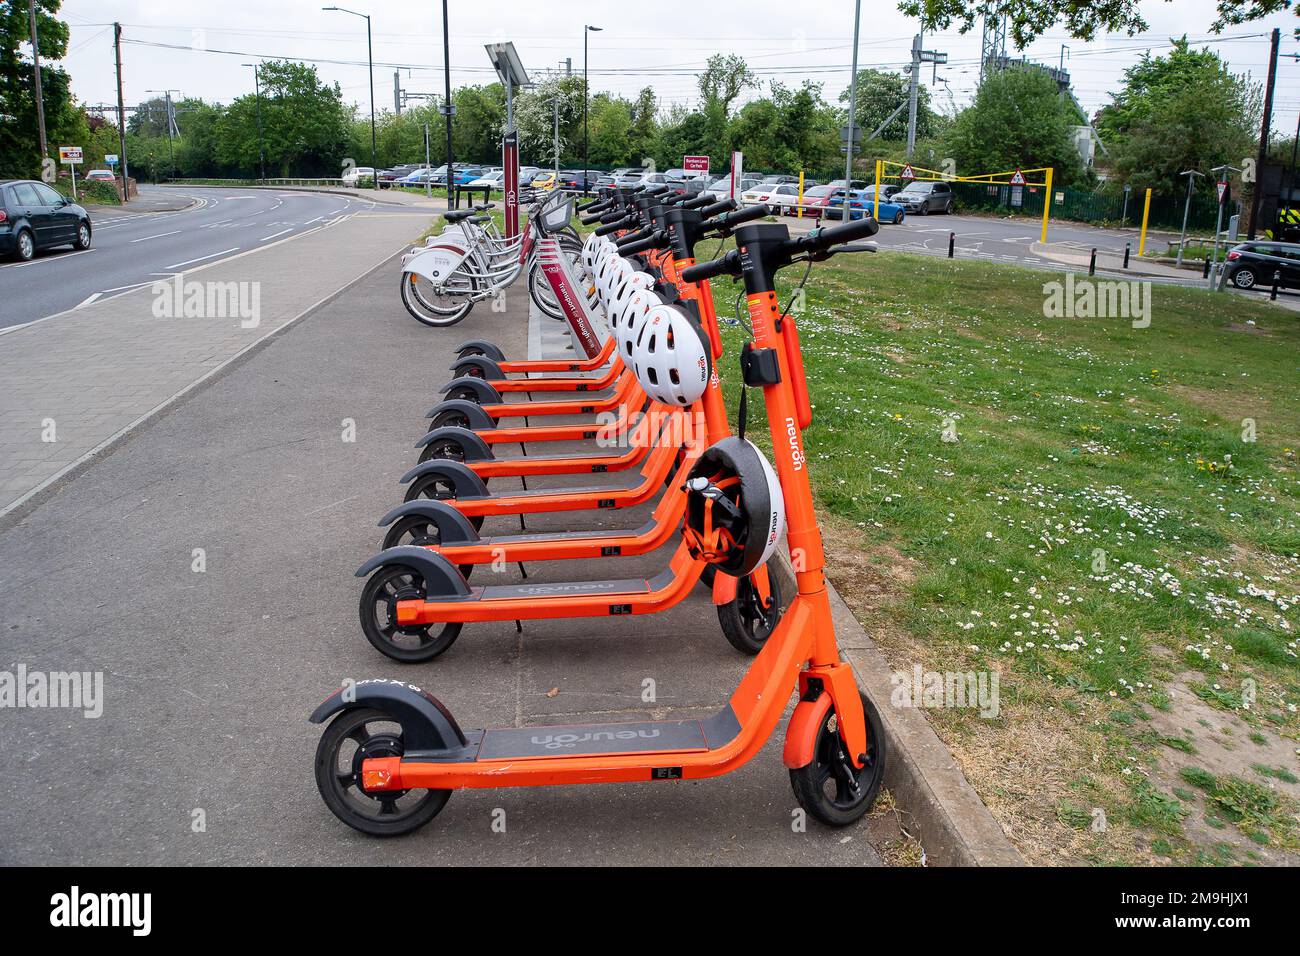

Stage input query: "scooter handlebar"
[
  {"left": 700, "top": 198, "right": 737, "bottom": 219},
  {"left": 594, "top": 215, "right": 634, "bottom": 236},
  {"left": 681, "top": 192, "right": 717, "bottom": 209},
  {"left": 704, "top": 202, "right": 768, "bottom": 234},
  {"left": 617, "top": 230, "right": 664, "bottom": 256},
  {"left": 680, "top": 250, "right": 740, "bottom": 284},
  {"left": 794, "top": 216, "right": 879, "bottom": 252}
]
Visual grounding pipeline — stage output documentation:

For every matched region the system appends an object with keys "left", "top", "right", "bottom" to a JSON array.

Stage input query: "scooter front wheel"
[
  {"left": 315, "top": 708, "right": 451, "bottom": 837},
  {"left": 717, "top": 565, "right": 785, "bottom": 655},
  {"left": 789, "top": 691, "right": 886, "bottom": 827},
  {"left": 403, "top": 475, "right": 485, "bottom": 532},
  {"left": 360, "top": 565, "right": 463, "bottom": 663}
]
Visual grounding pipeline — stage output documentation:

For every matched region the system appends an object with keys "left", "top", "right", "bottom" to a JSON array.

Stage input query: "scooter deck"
[{"left": 467, "top": 707, "right": 741, "bottom": 761}]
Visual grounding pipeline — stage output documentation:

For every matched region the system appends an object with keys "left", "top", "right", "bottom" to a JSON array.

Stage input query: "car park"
[
  {"left": 1220, "top": 241, "right": 1300, "bottom": 291},
  {"left": 740, "top": 181, "right": 801, "bottom": 211},
  {"left": 0, "top": 178, "right": 93, "bottom": 261}
]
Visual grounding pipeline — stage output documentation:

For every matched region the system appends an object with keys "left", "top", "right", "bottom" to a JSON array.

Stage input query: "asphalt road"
[{"left": 0, "top": 185, "right": 426, "bottom": 330}]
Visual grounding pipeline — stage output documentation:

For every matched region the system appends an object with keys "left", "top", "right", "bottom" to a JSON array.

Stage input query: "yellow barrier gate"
[{"left": 873, "top": 161, "right": 1056, "bottom": 242}]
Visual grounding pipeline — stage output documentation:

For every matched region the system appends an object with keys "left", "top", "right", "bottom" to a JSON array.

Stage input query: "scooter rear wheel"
[
  {"left": 315, "top": 708, "right": 451, "bottom": 836},
  {"left": 428, "top": 409, "right": 475, "bottom": 431},
  {"left": 360, "top": 565, "right": 462, "bottom": 663},
  {"left": 717, "top": 565, "right": 784, "bottom": 655},
  {"left": 403, "top": 476, "right": 485, "bottom": 532},
  {"left": 789, "top": 691, "right": 886, "bottom": 827},
  {"left": 418, "top": 435, "right": 470, "bottom": 464},
  {"left": 381, "top": 515, "right": 475, "bottom": 580}
]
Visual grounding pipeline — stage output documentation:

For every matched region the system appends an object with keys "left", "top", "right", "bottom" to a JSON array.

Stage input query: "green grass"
[{"left": 713, "top": 249, "right": 1300, "bottom": 862}]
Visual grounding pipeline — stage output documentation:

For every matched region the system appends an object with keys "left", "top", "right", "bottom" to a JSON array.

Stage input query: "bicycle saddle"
[
  {"left": 474, "top": 203, "right": 496, "bottom": 212},
  {"left": 444, "top": 210, "right": 474, "bottom": 223}
]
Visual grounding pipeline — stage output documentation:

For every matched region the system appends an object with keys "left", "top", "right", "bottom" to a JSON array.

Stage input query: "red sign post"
[{"left": 503, "top": 130, "right": 519, "bottom": 239}]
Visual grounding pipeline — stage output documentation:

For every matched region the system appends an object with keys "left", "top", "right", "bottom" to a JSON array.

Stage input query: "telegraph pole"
[
  {"left": 441, "top": 0, "right": 455, "bottom": 209},
  {"left": 114, "top": 23, "right": 130, "bottom": 200},
  {"left": 1247, "top": 27, "right": 1279, "bottom": 239},
  {"left": 28, "top": 0, "right": 48, "bottom": 164},
  {"left": 906, "top": 34, "right": 921, "bottom": 160}
]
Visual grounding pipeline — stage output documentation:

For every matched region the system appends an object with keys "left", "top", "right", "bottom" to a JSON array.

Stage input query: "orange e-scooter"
[{"left": 311, "top": 216, "right": 887, "bottom": 835}]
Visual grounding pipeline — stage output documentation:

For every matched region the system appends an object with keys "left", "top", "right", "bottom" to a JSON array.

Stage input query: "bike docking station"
[
  {"left": 486, "top": 41, "right": 530, "bottom": 241},
  {"left": 537, "top": 235, "right": 607, "bottom": 361}
]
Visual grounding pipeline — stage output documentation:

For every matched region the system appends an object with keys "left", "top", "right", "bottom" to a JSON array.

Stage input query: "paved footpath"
[
  {"left": 0, "top": 207, "right": 428, "bottom": 517},
  {"left": 0, "top": 250, "right": 897, "bottom": 864}
]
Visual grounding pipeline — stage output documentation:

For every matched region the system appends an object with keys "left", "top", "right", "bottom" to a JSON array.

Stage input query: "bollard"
[
  {"left": 1089, "top": 248, "right": 1097, "bottom": 276},
  {"left": 948, "top": 232, "right": 955, "bottom": 258},
  {"left": 1123, "top": 243, "right": 1130, "bottom": 269},
  {"left": 1272, "top": 270, "right": 1281, "bottom": 301},
  {"left": 1202, "top": 257, "right": 1211, "bottom": 279}
]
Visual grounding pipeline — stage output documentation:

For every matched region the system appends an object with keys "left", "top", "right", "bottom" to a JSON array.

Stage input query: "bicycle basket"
[{"left": 540, "top": 197, "right": 574, "bottom": 232}]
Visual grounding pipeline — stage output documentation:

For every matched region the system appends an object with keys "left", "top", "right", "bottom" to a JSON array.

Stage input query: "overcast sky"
[{"left": 55, "top": 0, "right": 1300, "bottom": 140}]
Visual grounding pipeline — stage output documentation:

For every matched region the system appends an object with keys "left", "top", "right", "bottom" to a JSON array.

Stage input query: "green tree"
[
  {"left": 0, "top": 0, "right": 82, "bottom": 177},
  {"left": 1095, "top": 38, "right": 1260, "bottom": 194},
  {"left": 698, "top": 54, "right": 756, "bottom": 118},
  {"left": 942, "top": 67, "right": 1085, "bottom": 184},
  {"left": 587, "top": 93, "right": 634, "bottom": 167},
  {"left": 840, "top": 68, "right": 938, "bottom": 142},
  {"left": 216, "top": 60, "right": 350, "bottom": 177},
  {"left": 627, "top": 87, "right": 658, "bottom": 163},
  {"left": 514, "top": 74, "right": 584, "bottom": 167},
  {"left": 899, "top": 0, "right": 1296, "bottom": 45}
]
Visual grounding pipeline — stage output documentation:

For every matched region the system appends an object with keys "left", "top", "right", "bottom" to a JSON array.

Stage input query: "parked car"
[
  {"left": 557, "top": 170, "right": 600, "bottom": 191},
  {"left": 1221, "top": 241, "right": 1300, "bottom": 291},
  {"left": 706, "top": 173, "right": 762, "bottom": 196},
  {"left": 827, "top": 188, "right": 906, "bottom": 224},
  {"left": 517, "top": 166, "right": 542, "bottom": 186},
  {"left": 341, "top": 166, "right": 376, "bottom": 186},
  {"left": 84, "top": 169, "right": 117, "bottom": 183},
  {"left": 531, "top": 171, "right": 558, "bottom": 190},
  {"left": 760, "top": 174, "right": 801, "bottom": 185},
  {"left": 893, "top": 180, "right": 954, "bottom": 215},
  {"left": 740, "top": 181, "right": 801, "bottom": 211},
  {"left": 797, "top": 184, "right": 840, "bottom": 217},
  {"left": 1, "top": 179, "right": 92, "bottom": 261},
  {"left": 614, "top": 171, "right": 648, "bottom": 188},
  {"left": 825, "top": 178, "right": 870, "bottom": 192},
  {"left": 395, "top": 169, "right": 436, "bottom": 188},
  {"left": 465, "top": 170, "right": 506, "bottom": 189}
]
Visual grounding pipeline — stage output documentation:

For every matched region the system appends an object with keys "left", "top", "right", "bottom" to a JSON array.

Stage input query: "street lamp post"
[
  {"left": 323, "top": 6, "right": 377, "bottom": 188},
  {"left": 242, "top": 63, "right": 267, "bottom": 182},
  {"left": 583, "top": 25, "right": 601, "bottom": 198}
]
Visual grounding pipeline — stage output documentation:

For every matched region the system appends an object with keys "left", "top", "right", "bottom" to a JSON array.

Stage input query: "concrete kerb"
[
  {"left": 152, "top": 182, "right": 446, "bottom": 209},
  {"left": 769, "top": 552, "right": 1025, "bottom": 867}
]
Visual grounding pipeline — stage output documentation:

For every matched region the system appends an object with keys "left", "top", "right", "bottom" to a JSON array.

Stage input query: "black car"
[
  {"left": 1, "top": 179, "right": 92, "bottom": 261},
  {"left": 894, "top": 180, "right": 954, "bottom": 215},
  {"left": 1221, "top": 241, "right": 1300, "bottom": 292}
]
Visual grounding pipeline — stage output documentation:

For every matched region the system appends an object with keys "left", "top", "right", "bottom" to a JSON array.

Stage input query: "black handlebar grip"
[
  {"left": 804, "top": 216, "right": 879, "bottom": 249},
  {"left": 579, "top": 211, "right": 608, "bottom": 225},
  {"left": 701, "top": 199, "right": 737, "bottom": 219},
  {"left": 594, "top": 216, "right": 632, "bottom": 237},
  {"left": 680, "top": 250, "right": 739, "bottom": 284},
  {"left": 577, "top": 198, "right": 603, "bottom": 212},
  {"left": 682, "top": 192, "right": 716, "bottom": 209},
  {"left": 598, "top": 209, "right": 627, "bottom": 225},
  {"left": 616, "top": 227, "right": 656, "bottom": 250},
  {"left": 721, "top": 203, "right": 770, "bottom": 229},
  {"left": 643, "top": 184, "right": 670, "bottom": 196},
  {"left": 618, "top": 231, "right": 663, "bottom": 256}
]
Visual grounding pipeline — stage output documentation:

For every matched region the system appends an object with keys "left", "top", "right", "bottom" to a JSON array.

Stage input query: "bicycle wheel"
[{"left": 401, "top": 266, "right": 477, "bottom": 328}]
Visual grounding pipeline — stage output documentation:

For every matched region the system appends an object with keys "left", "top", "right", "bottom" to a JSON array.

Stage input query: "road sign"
[
  {"left": 59, "top": 146, "right": 83, "bottom": 164},
  {"left": 899, "top": 164, "right": 916, "bottom": 181},
  {"left": 105, "top": 154, "right": 119, "bottom": 166},
  {"left": 1009, "top": 168, "right": 1026, "bottom": 185},
  {"left": 683, "top": 155, "right": 710, "bottom": 174},
  {"left": 1217, "top": 181, "right": 1228, "bottom": 204}
]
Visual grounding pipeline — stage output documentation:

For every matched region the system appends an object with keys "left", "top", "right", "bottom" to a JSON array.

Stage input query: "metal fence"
[{"left": 944, "top": 181, "right": 1232, "bottom": 233}]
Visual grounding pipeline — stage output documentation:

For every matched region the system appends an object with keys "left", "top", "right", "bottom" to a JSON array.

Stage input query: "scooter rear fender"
[
  {"left": 376, "top": 500, "right": 481, "bottom": 545},
  {"left": 455, "top": 339, "right": 506, "bottom": 362},
  {"left": 354, "top": 545, "right": 472, "bottom": 598},
  {"left": 425, "top": 399, "right": 496, "bottom": 430},
  {"left": 438, "top": 375, "right": 502, "bottom": 404},
  {"left": 450, "top": 355, "right": 506, "bottom": 380},
  {"left": 398, "top": 459, "right": 490, "bottom": 499},
  {"left": 414, "top": 426, "right": 494, "bottom": 462},
  {"left": 309, "top": 679, "right": 473, "bottom": 758}
]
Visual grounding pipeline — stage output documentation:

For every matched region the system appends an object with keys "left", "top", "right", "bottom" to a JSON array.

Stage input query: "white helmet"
[
  {"left": 629, "top": 303, "right": 712, "bottom": 407},
  {"left": 684, "top": 437, "right": 786, "bottom": 577},
  {"left": 581, "top": 232, "right": 603, "bottom": 276},
  {"left": 614, "top": 287, "right": 662, "bottom": 360},
  {"left": 595, "top": 255, "right": 628, "bottom": 306},
  {"left": 607, "top": 270, "right": 655, "bottom": 328},
  {"left": 586, "top": 235, "right": 617, "bottom": 280}
]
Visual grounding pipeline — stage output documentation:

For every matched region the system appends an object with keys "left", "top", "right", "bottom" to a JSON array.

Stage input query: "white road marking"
[
  {"left": 75, "top": 293, "right": 102, "bottom": 308},
  {"left": 166, "top": 247, "right": 241, "bottom": 269},
  {"left": 260, "top": 228, "right": 293, "bottom": 242},
  {"left": 130, "top": 230, "right": 182, "bottom": 243},
  {"left": 1, "top": 249, "right": 96, "bottom": 269}
]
